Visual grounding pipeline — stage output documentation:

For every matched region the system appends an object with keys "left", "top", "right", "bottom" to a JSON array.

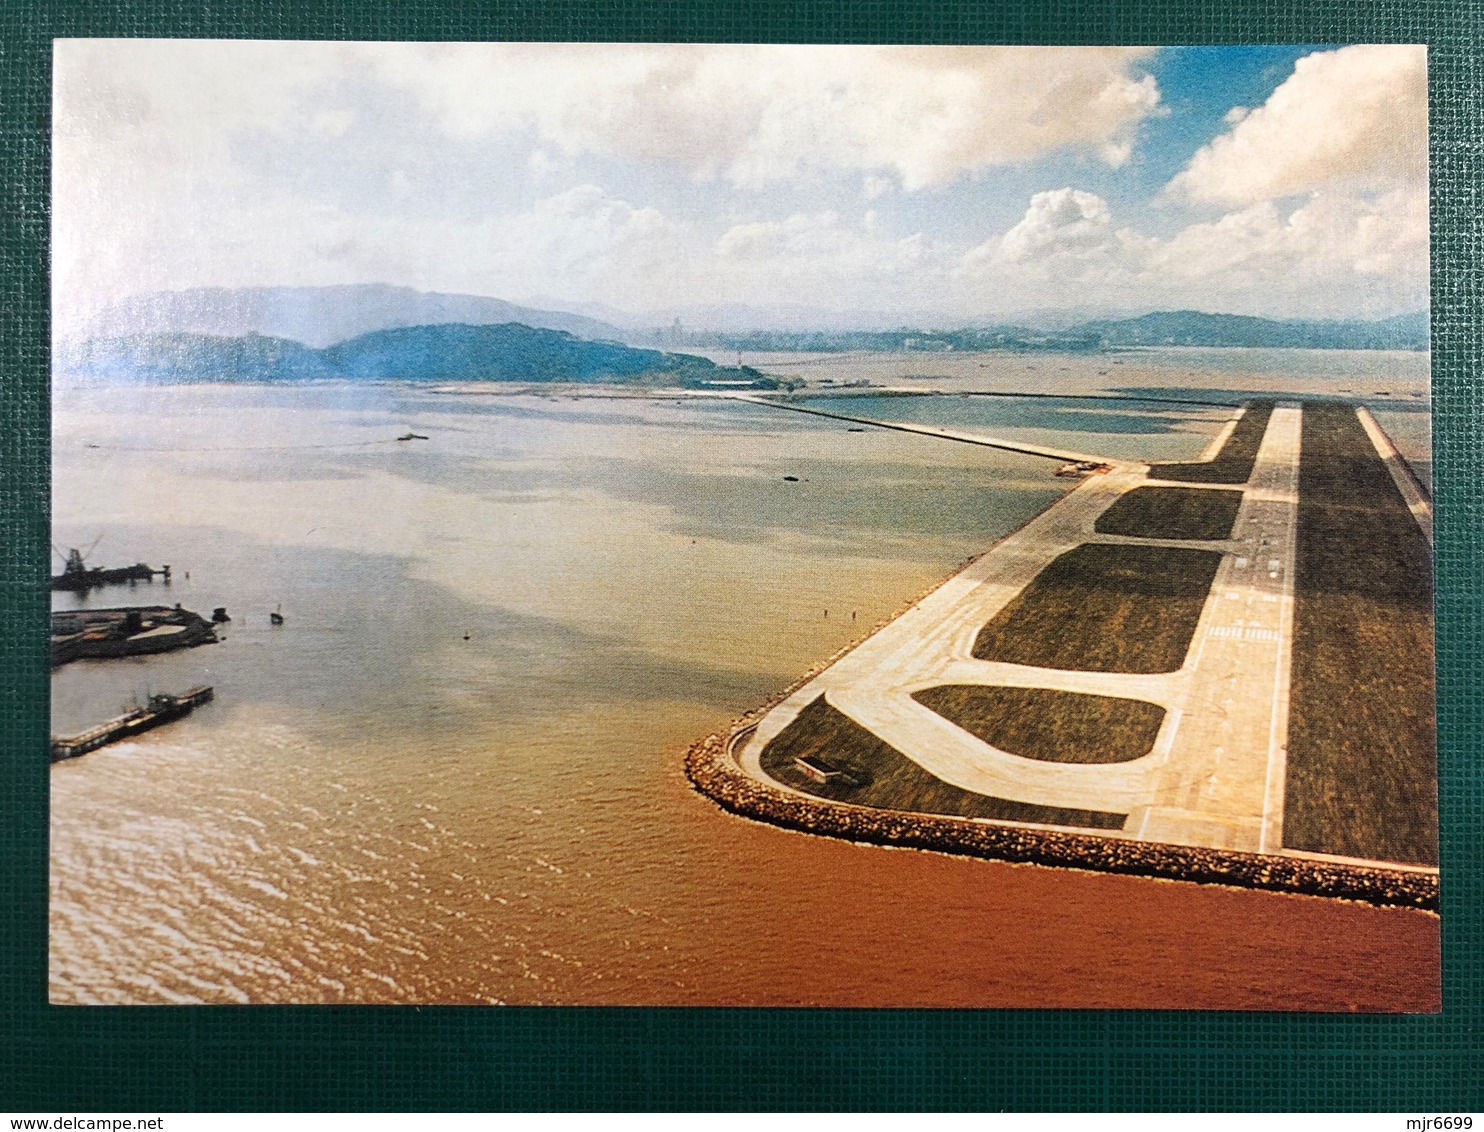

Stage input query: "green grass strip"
[
  {"left": 972, "top": 543, "right": 1221, "bottom": 673},
  {"left": 1152, "top": 400, "right": 1274, "bottom": 484},
  {"left": 912, "top": 685, "right": 1165, "bottom": 764},
  {"left": 1283, "top": 402, "right": 1437, "bottom": 865},
  {"left": 1093, "top": 486, "right": 1243, "bottom": 541},
  {"left": 759, "top": 696, "right": 1126, "bottom": 829}
]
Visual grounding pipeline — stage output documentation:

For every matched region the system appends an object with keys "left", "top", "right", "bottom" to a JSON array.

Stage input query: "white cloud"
[
  {"left": 961, "top": 188, "right": 1150, "bottom": 290},
  {"left": 1167, "top": 44, "right": 1427, "bottom": 206},
  {"left": 515, "top": 186, "right": 673, "bottom": 262},
  {"left": 53, "top": 41, "right": 1164, "bottom": 325},
  {"left": 50, "top": 41, "right": 1425, "bottom": 328},
  {"left": 484, "top": 185, "right": 687, "bottom": 297},
  {"left": 53, "top": 39, "right": 366, "bottom": 175},
  {"left": 718, "top": 210, "right": 923, "bottom": 270},
  {"left": 53, "top": 40, "right": 370, "bottom": 324},
  {"left": 1152, "top": 188, "right": 1428, "bottom": 301},
  {"left": 373, "top": 44, "right": 1161, "bottom": 190},
  {"left": 1150, "top": 45, "right": 1429, "bottom": 317},
  {"left": 957, "top": 185, "right": 1426, "bottom": 319},
  {"left": 999, "top": 188, "right": 1117, "bottom": 262},
  {"left": 526, "top": 149, "right": 560, "bottom": 183},
  {"left": 710, "top": 210, "right": 945, "bottom": 312}
]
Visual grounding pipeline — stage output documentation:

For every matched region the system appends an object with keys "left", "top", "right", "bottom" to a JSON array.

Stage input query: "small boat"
[
  {"left": 269, "top": 605, "right": 284, "bottom": 626},
  {"left": 396, "top": 432, "right": 430, "bottom": 441}
]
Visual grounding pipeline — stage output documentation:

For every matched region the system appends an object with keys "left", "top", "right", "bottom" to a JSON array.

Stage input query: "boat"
[{"left": 50, "top": 686, "right": 214, "bottom": 762}]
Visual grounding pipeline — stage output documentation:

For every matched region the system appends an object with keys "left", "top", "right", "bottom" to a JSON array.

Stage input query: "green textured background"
[{"left": 2, "top": 0, "right": 1480, "bottom": 1112}]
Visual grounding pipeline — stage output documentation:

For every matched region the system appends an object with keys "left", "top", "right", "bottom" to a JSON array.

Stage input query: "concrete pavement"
[{"left": 1131, "top": 403, "right": 1302, "bottom": 852}]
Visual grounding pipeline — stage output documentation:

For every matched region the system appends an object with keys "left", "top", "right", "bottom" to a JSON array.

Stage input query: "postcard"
[{"left": 49, "top": 40, "right": 1438, "bottom": 1009}]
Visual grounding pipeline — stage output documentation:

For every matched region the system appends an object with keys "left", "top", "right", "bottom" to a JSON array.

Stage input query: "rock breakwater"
[{"left": 685, "top": 720, "right": 1438, "bottom": 912}]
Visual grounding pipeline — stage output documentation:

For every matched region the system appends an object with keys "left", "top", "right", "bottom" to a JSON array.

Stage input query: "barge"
[
  {"left": 50, "top": 685, "right": 214, "bottom": 762},
  {"left": 52, "top": 547, "right": 171, "bottom": 592}
]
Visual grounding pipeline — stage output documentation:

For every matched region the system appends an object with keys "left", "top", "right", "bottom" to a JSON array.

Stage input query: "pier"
[
  {"left": 51, "top": 605, "right": 218, "bottom": 667},
  {"left": 51, "top": 686, "right": 214, "bottom": 762},
  {"left": 51, "top": 546, "right": 171, "bottom": 592}
]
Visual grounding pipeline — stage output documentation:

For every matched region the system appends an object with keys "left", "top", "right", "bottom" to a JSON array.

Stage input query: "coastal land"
[{"left": 686, "top": 392, "right": 1437, "bottom": 908}]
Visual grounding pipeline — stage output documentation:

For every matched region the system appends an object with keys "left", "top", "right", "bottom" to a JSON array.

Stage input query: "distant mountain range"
[
  {"left": 1074, "top": 310, "right": 1429, "bottom": 351},
  {"left": 55, "top": 307, "right": 1429, "bottom": 389},
  {"left": 72, "top": 285, "right": 628, "bottom": 349},
  {"left": 60, "top": 284, "right": 1436, "bottom": 369},
  {"left": 681, "top": 309, "right": 1430, "bottom": 353},
  {"left": 55, "top": 323, "right": 782, "bottom": 389},
  {"left": 67, "top": 285, "right": 933, "bottom": 342}
]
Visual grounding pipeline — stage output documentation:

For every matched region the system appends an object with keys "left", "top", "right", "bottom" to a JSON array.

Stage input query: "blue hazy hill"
[
  {"left": 1072, "top": 310, "right": 1429, "bottom": 350},
  {"left": 73, "top": 284, "right": 628, "bottom": 349},
  {"left": 57, "top": 331, "right": 339, "bottom": 383},
  {"left": 688, "top": 309, "right": 1428, "bottom": 353},
  {"left": 56, "top": 322, "right": 781, "bottom": 389},
  {"left": 325, "top": 322, "right": 738, "bottom": 383}
]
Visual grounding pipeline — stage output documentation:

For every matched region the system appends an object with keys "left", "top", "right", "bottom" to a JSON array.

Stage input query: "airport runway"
[{"left": 738, "top": 401, "right": 1307, "bottom": 855}]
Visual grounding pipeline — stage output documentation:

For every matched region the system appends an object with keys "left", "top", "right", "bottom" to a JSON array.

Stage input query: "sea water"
[{"left": 48, "top": 349, "right": 1438, "bottom": 1007}]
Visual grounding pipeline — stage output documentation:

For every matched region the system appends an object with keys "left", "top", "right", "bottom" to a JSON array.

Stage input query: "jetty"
[
  {"left": 51, "top": 686, "right": 214, "bottom": 762},
  {"left": 51, "top": 547, "right": 171, "bottom": 592}
]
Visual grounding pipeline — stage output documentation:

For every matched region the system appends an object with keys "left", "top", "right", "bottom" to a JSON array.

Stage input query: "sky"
[{"left": 52, "top": 41, "right": 1429, "bottom": 332}]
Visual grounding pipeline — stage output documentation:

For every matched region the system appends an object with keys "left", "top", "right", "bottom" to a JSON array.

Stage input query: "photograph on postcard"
[{"left": 49, "top": 41, "right": 1437, "bottom": 1008}]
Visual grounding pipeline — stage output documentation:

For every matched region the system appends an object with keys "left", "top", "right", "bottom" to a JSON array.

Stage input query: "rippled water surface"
[{"left": 50, "top": 350, "right": 1439, "bottom": 1007}]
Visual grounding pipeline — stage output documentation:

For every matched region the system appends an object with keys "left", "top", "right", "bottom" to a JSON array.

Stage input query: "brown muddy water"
[{"left": 49, "top": 350, "right": 1439, "bottom": 1008}]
